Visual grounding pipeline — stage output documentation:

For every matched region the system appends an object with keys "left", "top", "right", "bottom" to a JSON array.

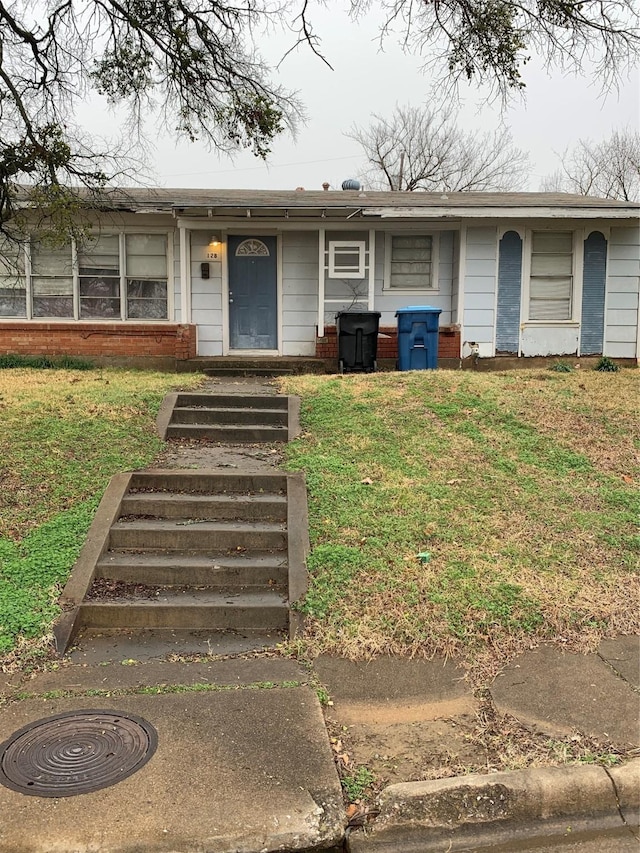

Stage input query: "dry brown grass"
[
  {"left": 279, "top": 368, "right": 639, "bottom": 673},
  {"left": 0, "top": 368, "right": 202, "bottom": 540}
]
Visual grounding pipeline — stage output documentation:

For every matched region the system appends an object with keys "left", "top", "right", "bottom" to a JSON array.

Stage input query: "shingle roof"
[{"left": 99, "top": 187, "right": 639, "bottom": 211}]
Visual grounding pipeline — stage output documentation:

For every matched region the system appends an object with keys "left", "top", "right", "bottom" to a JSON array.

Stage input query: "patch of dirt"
[
  {"left": 331, "top": 697, "right": 475, "bottom": 726},
  {"left": 328, "top": 712, "right": 484, "bottom": 789},
  {"left": 326, "top": 690, "right": 636, "bottom": 800}
]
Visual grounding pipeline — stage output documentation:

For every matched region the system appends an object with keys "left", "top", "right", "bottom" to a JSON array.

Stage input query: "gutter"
[{"left": 362, "top": 206, "right": 640, "bottom": 220}]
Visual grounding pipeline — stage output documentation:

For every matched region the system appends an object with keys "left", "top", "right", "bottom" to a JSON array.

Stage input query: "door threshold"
[{"left": 227, "top": 350, "right": 280, "bottom": 357}]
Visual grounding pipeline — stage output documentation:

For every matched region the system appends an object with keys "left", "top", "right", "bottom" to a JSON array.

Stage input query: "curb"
[{"left": 346, "top": 759, "right": 640, "bottom": 852}]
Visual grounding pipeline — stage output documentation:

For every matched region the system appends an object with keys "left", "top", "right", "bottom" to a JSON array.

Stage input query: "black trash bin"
[{"left": 335, "top": 311, "right": 381, "bottom": 373}]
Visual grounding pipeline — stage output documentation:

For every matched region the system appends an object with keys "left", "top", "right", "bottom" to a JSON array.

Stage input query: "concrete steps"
[
  {"left": 204, "top": 367, "right": 295, "bottom": 377},
  {"left": 119, "top": 491, "right": 288, "bottom": 521},
  {"left": 109, "top": 518, "right": 287, "bottom": 551},
  {"left": 69, "top": 471, "right": 293, "bottom": 648},
  {"left": 176, "top": 357, "right": 329, "bottom": 376},
  {"left": 95, "top": 552, "right": 288, "bottom": 587},
  {"left": 163, "top": 394, "right": 290, "bottom": 444},
  {"left": 67, "top": 629, "right": 284, "bottom": 662},
  {"left": 128, "top": 470, "right": 287, "bottom": 492},
  {"left": 171, "top": 407, "right": 287, "bottom": 426},
  {"left": 80, "top": 590, "right": 288, "bottom": 631}
]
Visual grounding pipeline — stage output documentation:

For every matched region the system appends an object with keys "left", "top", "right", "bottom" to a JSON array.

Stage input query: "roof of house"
[
  {"left": 100, "top": 187, "right": 639, "bottom": 210},
  {"left": 16, "top": 186, "right": 640, "bottom": 221},
  {"left": 96, "top": 187, "right": 640, "bottom": 221}
]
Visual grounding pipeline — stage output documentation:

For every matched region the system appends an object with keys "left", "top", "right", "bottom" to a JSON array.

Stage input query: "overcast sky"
[{"left": 83, "top": 4, "right": 640, "bottom": 192}]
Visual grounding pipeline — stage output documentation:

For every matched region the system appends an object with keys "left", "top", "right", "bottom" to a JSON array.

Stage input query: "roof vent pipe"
[{"left": 322, "top": 182, "right": 330, "bottom": 191}]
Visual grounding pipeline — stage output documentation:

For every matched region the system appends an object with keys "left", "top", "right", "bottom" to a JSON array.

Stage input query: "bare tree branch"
[
  {"left": 0, "top": 0, "right": 304, "bottom": 238},
  {"left": 0, "top": 0, "right": 637, "bottom": 243},
  {"left": 354, "top": 0, "right": 640, "bottom": 100},
  {"left": 347, "top": 103, "right": 531, "bottom": 191},
  {"left": 541, "top": 128, "right": 640, "bottom": 200}
]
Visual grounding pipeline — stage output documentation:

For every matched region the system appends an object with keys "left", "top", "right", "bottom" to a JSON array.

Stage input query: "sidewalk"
[
  {"left": 0, "top": 639, "right": 637, "bottom": 852},
  {"left": 0, "top": 376, "right": 637, "bottom": 852}
]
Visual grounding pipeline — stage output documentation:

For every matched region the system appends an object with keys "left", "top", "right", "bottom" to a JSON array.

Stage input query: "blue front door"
[{"left": 228, "top": 236, "right": 278, "bottom": 350}]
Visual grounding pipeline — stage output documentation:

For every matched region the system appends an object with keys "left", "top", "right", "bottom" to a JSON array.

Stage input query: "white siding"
[
  {"left": 190, "top": 231, "right": 223, "bottom": 356},
  {"left": 462, "top": 226, "right": 497, "bottom": 357},
  {"left": 172, "top": 230, "right": 181, "bottom": 322},
  {"left": 281, "top": 232, "right": 318, "bottom": 356},
  {"left": 605, "top": 225, "right": 640, "bottom": 359},
  {"left": 321, "top": 229, "right": 371, "bottom": 325}
]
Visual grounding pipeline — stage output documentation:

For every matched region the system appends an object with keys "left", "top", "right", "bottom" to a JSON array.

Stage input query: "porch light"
[{"left": 209, "top": 235, "right": 220, "bottom": 247}]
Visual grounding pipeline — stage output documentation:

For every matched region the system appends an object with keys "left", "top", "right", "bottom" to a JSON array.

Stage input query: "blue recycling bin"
[{"left": 396, "top": 306, "right": 442, "bottom": 371}]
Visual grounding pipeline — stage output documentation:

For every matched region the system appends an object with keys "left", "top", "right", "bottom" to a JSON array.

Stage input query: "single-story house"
[{"left": 1, "top": 188, "right": 638, "bottom": 365}]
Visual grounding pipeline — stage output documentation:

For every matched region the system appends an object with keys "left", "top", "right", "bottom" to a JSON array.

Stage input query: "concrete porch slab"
[{"left": 0, "top": 688, "right": 345, "bottom": 853}]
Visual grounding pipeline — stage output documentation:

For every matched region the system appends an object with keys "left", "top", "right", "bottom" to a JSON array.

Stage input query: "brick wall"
[
  {"left": 316, "top": 324, "right": 461, "bottom": 360},
  {"left": 0, "top": 323, "right": 197, "bottom": 361}
]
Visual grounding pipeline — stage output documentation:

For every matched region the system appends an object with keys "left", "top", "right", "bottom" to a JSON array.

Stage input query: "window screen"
[
  {"left": 0, "top": 239, "right": 26, "bottom": 317},
  {"left": 31, "top": 244, "right": 74, "bottom": 318},
  {"left": 125, "top": 234, "right": 168, "bottom": 319},
  {"left": 529, "top": 232, "right": 573, "bottom": 321},
  {"left": 390, "top": 235, "right": 433, "bottom": 288}
]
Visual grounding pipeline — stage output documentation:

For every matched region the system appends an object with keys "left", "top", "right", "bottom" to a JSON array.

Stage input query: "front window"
[
  {"left": 387, "top": 235, "right": 435, "bottom": 289},
  {"left": 78, "top": 234, "right": 121, "bottom": 319},
  {"left": 0, "top": 238, "right": 27, "bottom": 318},
  {"left": 529, "top": 231, "right": 573, "bottom": 321},
  {"left": 125, "top": 234, "right": 168, "bottom": 319},
  {"left": 0, "top": 233, "right": 169, "bottom": 321},
  {"left": 31, "top": 243, "right": 74, "bottom": 318}
]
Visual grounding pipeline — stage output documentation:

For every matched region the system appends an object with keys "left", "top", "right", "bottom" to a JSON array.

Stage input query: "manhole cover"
[{"left": 0, "top": 710, "right": 158, "bottom": 797}]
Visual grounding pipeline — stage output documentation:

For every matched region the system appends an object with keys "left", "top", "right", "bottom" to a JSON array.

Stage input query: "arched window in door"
[{"left": 235, "top": 239, "right": 270, "bottom": 257}]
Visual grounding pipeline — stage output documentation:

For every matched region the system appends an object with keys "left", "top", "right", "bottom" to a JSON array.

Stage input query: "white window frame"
[
  {"left": 327, "top": 240, "right": 366, "bottom": 278},
  {"left": 522, "top": 228, "right": 581, "bottom": 325},
  {"left": 0, "top": 230, "right": 173, "bottom": 322},
  {"left": 123, "top": 232, "right": 172, "bottom": 321},
  {"left": 383, "top": 232, "right": 440, "bottom": 292},
  {"left": 0, "top": 239, "right": 28, "bottom": 318}
]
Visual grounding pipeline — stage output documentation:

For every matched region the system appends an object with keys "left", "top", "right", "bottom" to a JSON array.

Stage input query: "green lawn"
[
  {"left": 0, "top": 367, "right": 202, "bottom": 659},
  {"left": 279, "top": 368, "right": 639, "bottom": 675},
  {"left": 2, "top": 364, "right": 637, "bottom": 677}
]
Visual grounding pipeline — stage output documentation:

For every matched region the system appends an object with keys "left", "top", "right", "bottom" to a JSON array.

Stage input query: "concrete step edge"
[
  {"left": 165, "top": 424, "right": 288, "bottom": 433},
  {"left": 121, "top": 493, "right": 287, "bottom": 505},
  {"left": 128, "top": 470, "right": 288, "bottom": 493},
  {"left": 78, "top": 593, "right": 289, "bottom": 630},
  {"left": 175, "top": 393, "right": 289, "bottom": 409},
  {"left": 97, "top": 552, "right": 288, "bottom": 567}
]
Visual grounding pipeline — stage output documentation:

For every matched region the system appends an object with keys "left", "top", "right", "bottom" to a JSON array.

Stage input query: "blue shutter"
[
  {"left": 581, "top": 231, "right": 607, "bottom": 355},
  {"left": 496, "top": 231, "right": 523, "bottom": 354}
]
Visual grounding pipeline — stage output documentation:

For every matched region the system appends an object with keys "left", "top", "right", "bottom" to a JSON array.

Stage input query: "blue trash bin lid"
[{"left": 395, "top": 306, "right": 442, "bottom": 314}]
